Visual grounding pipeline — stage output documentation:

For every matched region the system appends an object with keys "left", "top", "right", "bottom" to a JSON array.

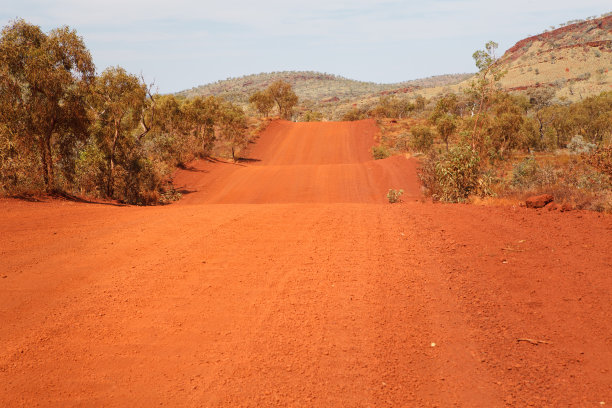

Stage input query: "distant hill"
[
  {"left": 176, "top": 71, "right": 473, "bottom": 105},
  {"left": 495, "top": 14, "right": 612, "bottom": 100},
  {"left": 177, "top": 13, "right": 611, "bottom": 119},
  {"left": 438, "top": 13, "right": 612, "bottom": 101}
]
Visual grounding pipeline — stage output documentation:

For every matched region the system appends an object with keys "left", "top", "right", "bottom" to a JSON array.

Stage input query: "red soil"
[{"left": 1, "top": 120, "right": 611, "bottom": 407}]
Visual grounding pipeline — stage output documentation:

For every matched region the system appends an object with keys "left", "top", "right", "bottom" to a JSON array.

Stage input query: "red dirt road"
[
  {"left": 1, "top": 120, "right": 611, "bottom": 407},
  {"left": 173, "top": 120, "right": 421, "bottom": 204}
]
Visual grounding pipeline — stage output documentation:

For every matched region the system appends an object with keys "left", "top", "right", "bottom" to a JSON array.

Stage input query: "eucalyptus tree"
[
  {"left": 89, "top": 66, "right": 152, "bottom": 197},
  {"left": 181, "top": 96, "right": 222, "bottom": 155},
  {"left": 218, "top": 101, "right": 247, "bottom": 161},
  {"left": 0, "top": 19, "right": 95, "bottom": 191},
  {"left": 266, "top": 80, "right": 298, "bottom": 119},
  {"left": 469, "top": 41, "right": 506, "bottom": 151},
  {"left": 248, "top": 90, "right": 274, "bottom": 117}
]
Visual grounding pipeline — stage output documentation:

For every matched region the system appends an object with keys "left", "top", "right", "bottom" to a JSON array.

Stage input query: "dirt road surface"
[{"left": 1, "top": 120, "right": 611, "bottom": 407}]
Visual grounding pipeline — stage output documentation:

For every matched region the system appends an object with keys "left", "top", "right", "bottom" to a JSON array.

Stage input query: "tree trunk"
[
  {"left": 538, "top": 118, "right": 544, "bottom": 145},
  {"left": 44, "top": 132, "right": 54, "bottom": 192},
  {"left": 107, "top": 121, "right": 119, "bottom": 198},
  {"left": 39, "top": 137, "right": 50, "bottom": 191},
  {"left": 40, "top": 118, "right": 56, "bottom": 192}
]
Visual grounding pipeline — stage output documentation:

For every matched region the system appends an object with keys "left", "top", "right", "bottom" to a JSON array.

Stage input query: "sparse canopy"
[
  {"left": 253, "top": 80, "right": 298, "bottom": 120},
  {"left": 472, "top": 41, "right": 499, "bottom": 72},
  {"left": 468, "top": 40, "right": 506, "bottom": 151},
  {"left": 249, "top": 90, "right": 274, "bottom": 117}
]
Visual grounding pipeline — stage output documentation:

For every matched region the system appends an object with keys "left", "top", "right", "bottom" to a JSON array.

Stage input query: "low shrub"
[
  {"left": 342, "top": 107, "right": 368, "bottom": 121},
  {"left": 387, "top": 189, "right": 403, "bottom": 203},
  {"left": 372, "top": 145, "right": 390, "bottom": 160},
  {"left": 418, "top": 144, "right": 481, "bottom": 202},
  {"left": 410, "top": 125, "right": 435, "bottom": 152},
  {"left": 567, "top": 135, "right": 596, "bottom": 154}
]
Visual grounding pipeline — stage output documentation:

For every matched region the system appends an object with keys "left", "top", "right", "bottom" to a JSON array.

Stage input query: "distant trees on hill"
[
  {"left": 249, "top": 91, "right": 274, "bottom": 117},
  {"left": 249, "top": 80, "right": 298, "bottom": 120}
]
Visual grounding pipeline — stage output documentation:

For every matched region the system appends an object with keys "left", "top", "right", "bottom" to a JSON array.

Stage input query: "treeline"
[{"left": 0, "top": 20, "right": 250, "bottom": 204}]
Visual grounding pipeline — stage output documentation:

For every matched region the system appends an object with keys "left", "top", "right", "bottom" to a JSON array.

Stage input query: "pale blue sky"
[{"left": 2, "top": 1, "right": 610, "bottom": 93}]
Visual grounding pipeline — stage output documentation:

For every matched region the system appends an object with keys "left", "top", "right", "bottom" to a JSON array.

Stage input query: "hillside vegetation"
[
  {"left": 177, "top": 71, "right": 472, "bottom": 115},
  {"left": 497, "top": 14, "right": 612, "bottom": 100}
]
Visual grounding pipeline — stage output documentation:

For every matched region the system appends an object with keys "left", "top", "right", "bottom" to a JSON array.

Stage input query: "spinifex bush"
[
  {"left": 418, "top": 144, "right": 481, "bottom": 202},
  {"left": 387, "top": 189, "right": 404, "bottom": 203},
  {"left": 511, "top": 155, "right": 540, "bottom": 188},
  {"left": 372, "top": 145, "right": 390, "bottom": 160}
]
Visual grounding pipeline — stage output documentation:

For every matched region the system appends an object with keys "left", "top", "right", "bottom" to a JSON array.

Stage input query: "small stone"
[{"left": 431, "top": 342, "right": 436, "bottom": 347}]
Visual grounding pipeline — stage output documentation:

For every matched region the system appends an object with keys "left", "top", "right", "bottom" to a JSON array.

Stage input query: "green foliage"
[
  {"left": 418, "top": 145, "right": 482, "bottom": 202},
  {"left": 372, "top": 145, "right": 390, "bottom": 160},
  {"left": 74, "top": 138, "right": 105, "bottom": 196},
  {"left": 511, "top": 155, "right": 541, "bottom": 187},
  {"left": 0, "top": 19, "right": 95, "bottom": 192},
  {"left": 410, "top": 125, "right": 435, "bottom": 152},
  {"left": 89, "top": 66, "right": 150, "bottom": 198},
  {"left": 0, "top": 19, "right": 255, "bottom": 205},
  {"left": 434, "top": 114, "right": 457, "bottom": 150},
  {"left": 430, "top": 94, "right": 459, "bottom": 122},
  {"left": 386, "top": 189, "right": 403, "bottom": 203},
  {"left": 535, "top": 92, "right": 612, "bottom": 148},
  {"left": 472, "top": 41, "right": 499, "bottom": 72},
  {"left": 248, "top": 80, "right": 297, "bottom": 119},
  {"left": 483, "top": 92, "right": 527, "bottom": 159},
  {"left": 218, "top": 101, "right": 248, "bottom": 161}
]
